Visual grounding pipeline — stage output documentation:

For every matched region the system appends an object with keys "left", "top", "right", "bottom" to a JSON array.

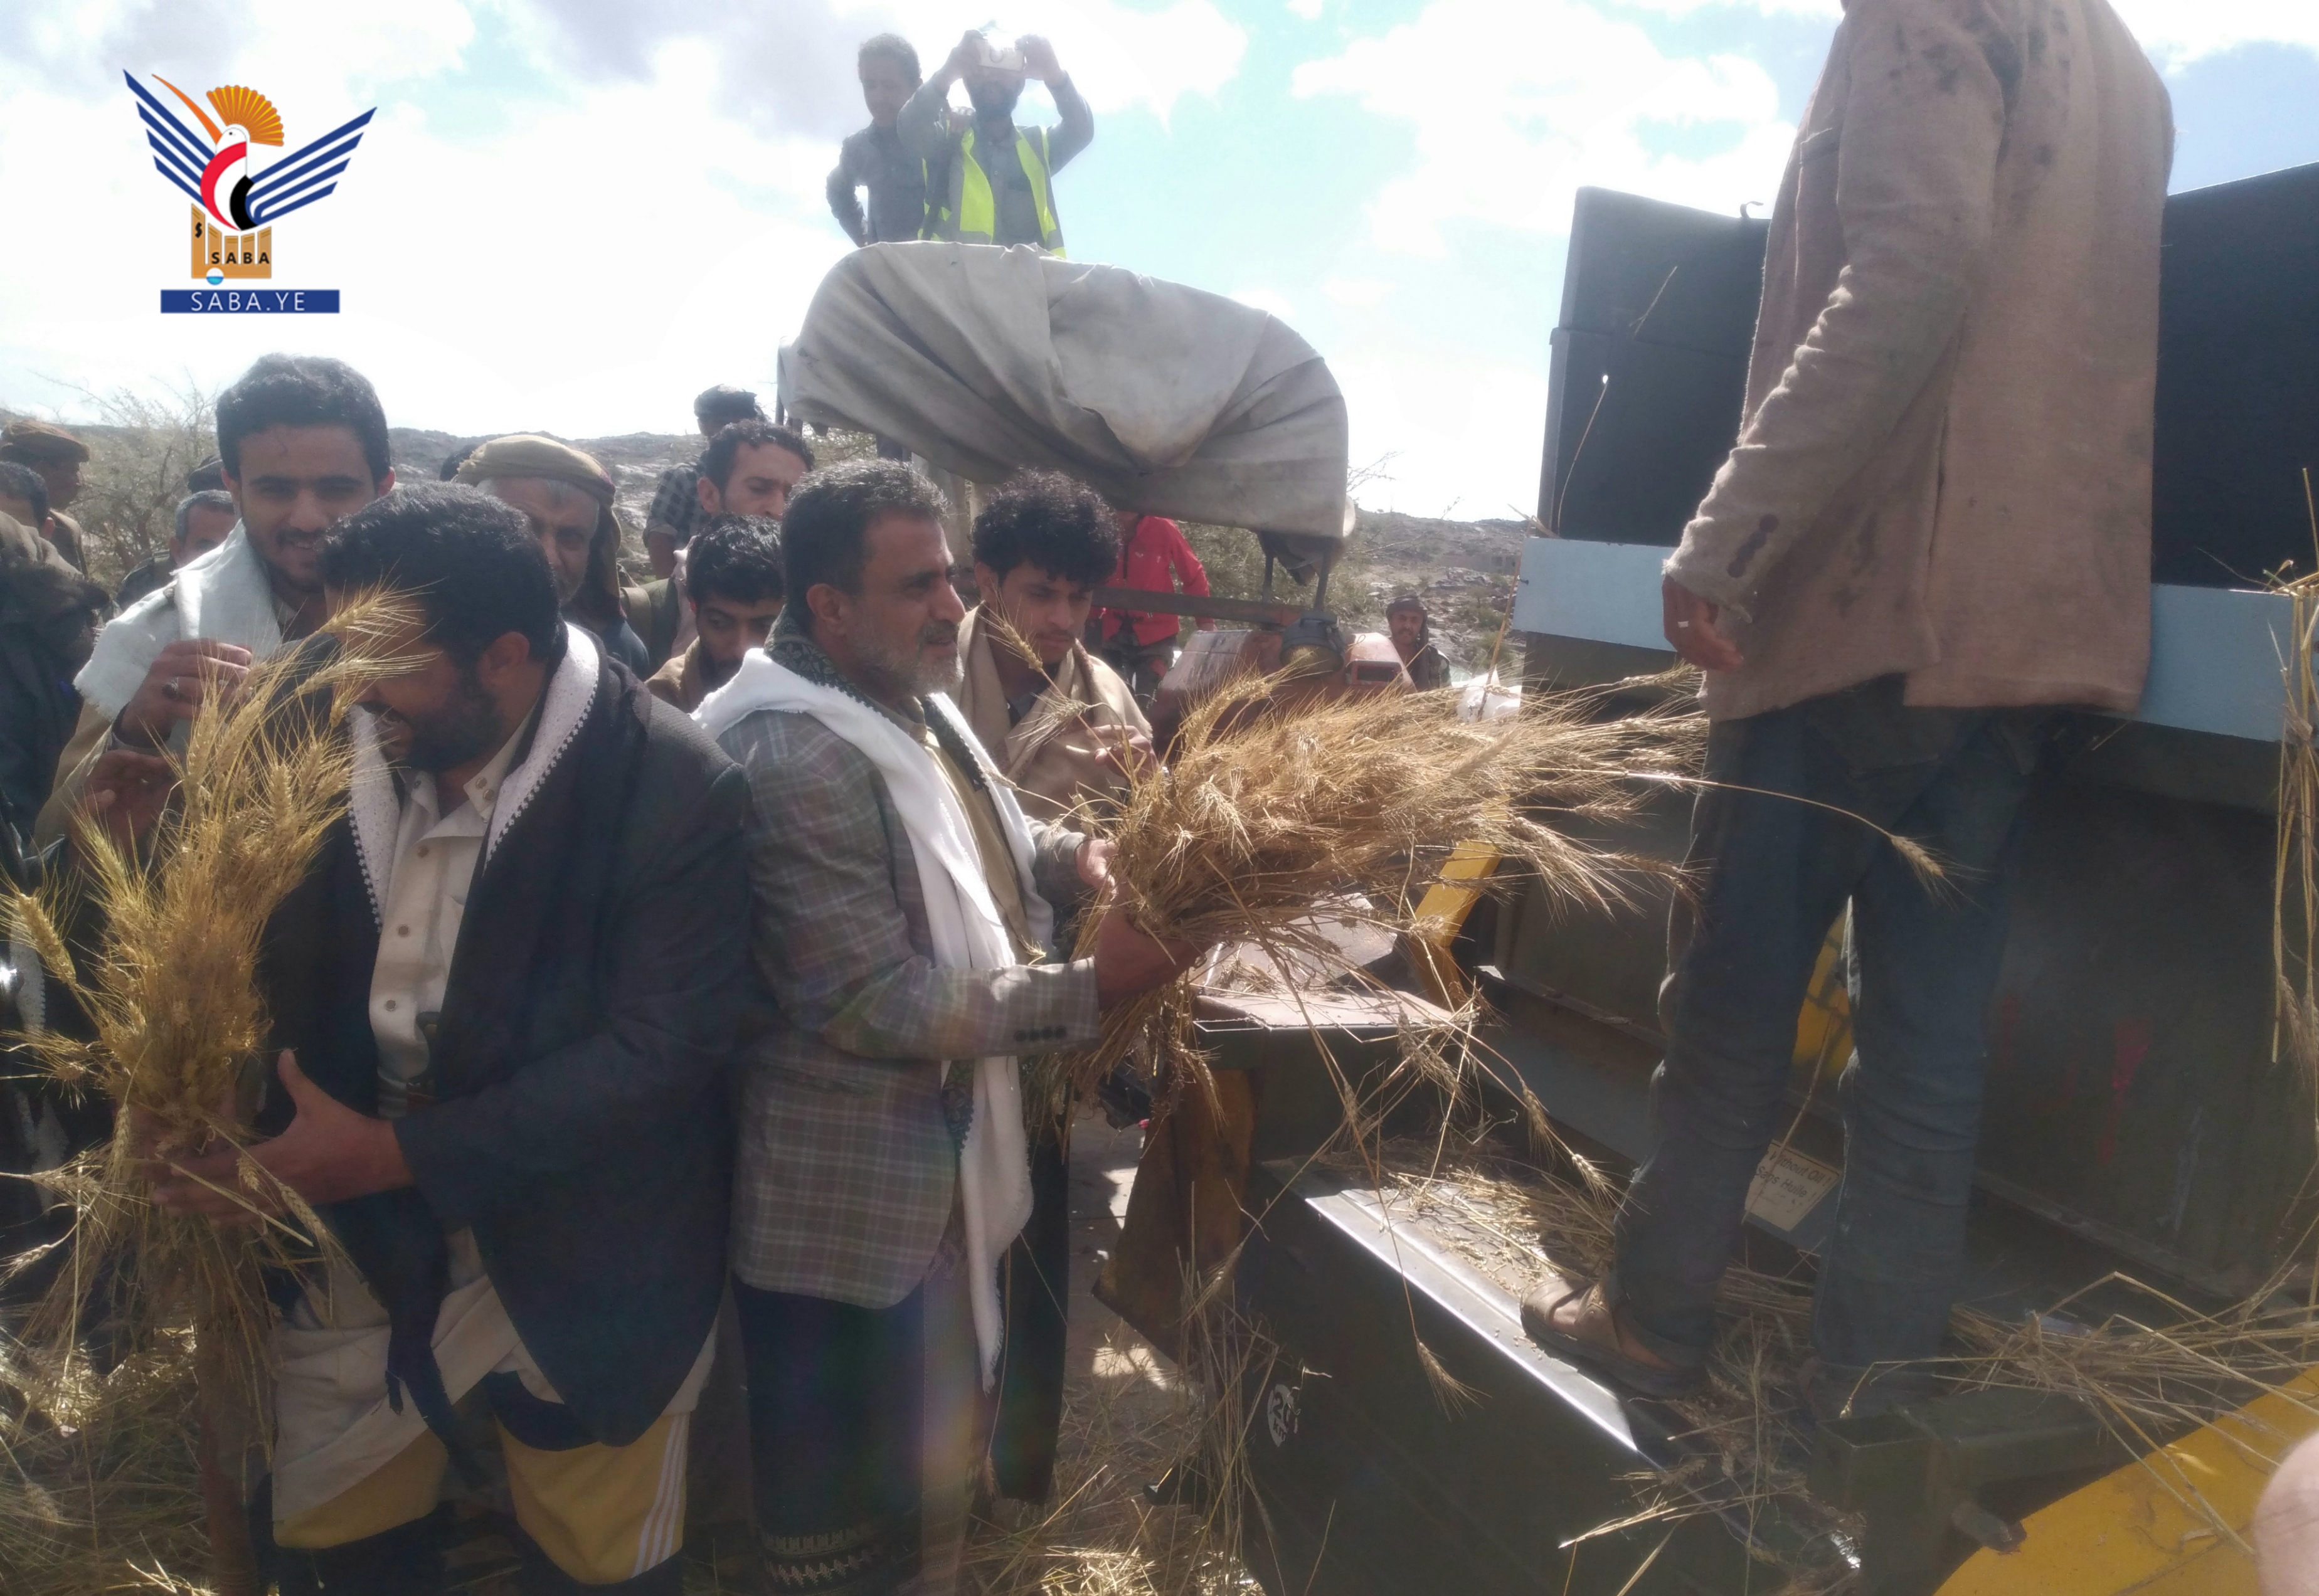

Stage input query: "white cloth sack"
[
  {"left": 698, "top": 655, "right": 1047, "bottom": 1388},
  {"left": 778, "top": 242, "right": 1353, "bottom": 559}
]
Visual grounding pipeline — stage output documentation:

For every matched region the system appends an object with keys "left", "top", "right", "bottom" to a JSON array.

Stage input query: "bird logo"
[{"left": 125, "top": 71, "right": 374, "bottom": 270}]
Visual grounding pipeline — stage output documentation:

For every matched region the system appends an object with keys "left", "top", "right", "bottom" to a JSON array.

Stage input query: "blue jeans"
[{"left": 1610, "top": 677, "right": 2051, "bottom": 1373}]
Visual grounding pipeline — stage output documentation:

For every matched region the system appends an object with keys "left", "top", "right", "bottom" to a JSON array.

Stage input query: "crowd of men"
[
  {"left": 17, "top": 0, "right": 2316, "bottom": 1587},
  {"left": 0, "top": 349, "right": 1219, "bottom": 1596}
]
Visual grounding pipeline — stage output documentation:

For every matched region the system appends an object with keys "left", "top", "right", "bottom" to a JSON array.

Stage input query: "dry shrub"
[
  {"left": 8, "top": 382, "right": 218, "bottom": 591},
  {"left": 4, "top": 595, "right": 420, "bottom": 1478}
]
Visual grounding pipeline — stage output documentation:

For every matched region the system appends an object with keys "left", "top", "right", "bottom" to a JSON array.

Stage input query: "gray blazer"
[{"left": 717, "top": 643, "right": 1100, "bottom": 1308}]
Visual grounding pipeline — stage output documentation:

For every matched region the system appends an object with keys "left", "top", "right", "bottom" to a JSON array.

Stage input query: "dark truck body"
[{"left": 1182, "top": 164, "right": 2319, "bottom": 1595}]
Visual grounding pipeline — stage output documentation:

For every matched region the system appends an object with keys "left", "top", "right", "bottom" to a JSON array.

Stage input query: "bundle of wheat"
[
  {"left": 0, "top": 1331, "right": 214, "bottom": 1596},
  {"left": 1, "top": 595, "right": 417, "bottom": 1512},
  {"left": 1058, "top": 668, "right": 1704, "bottom": 1101}
]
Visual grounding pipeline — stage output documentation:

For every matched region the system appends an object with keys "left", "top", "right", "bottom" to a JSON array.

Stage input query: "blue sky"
[{"left": 3, "top": 0, "right": 2316, "bottom": 516}]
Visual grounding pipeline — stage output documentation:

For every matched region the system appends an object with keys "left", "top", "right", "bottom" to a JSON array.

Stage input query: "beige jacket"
[
  {"left": 1664, "top": 0, "right": 2172, "bottom": 721},
  {"left": 954, "top": 606, "right": 1151, "bottom": 823},
  {"left": 643, "top": 639, "right": 713, "bottom": 715}
]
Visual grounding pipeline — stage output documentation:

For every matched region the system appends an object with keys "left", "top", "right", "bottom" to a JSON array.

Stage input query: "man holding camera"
[{"left": 902, "top": 29, "right": 1092, "bottom": 254}]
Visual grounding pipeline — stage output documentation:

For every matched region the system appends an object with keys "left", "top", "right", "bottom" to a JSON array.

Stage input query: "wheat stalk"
[{"left": 1, "top": 593, "right": 419, "bottom": 1594}]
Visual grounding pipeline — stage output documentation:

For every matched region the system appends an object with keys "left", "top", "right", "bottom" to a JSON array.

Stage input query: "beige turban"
[
  {"left": 454, "top": 435, "right": 629, "bottom": 632},
  {"left": 452, "top": 434, "right": 614, "bottom": 503}
]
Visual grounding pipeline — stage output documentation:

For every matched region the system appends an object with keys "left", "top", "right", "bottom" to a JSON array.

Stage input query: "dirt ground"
[{"left": 615, "top": 1109, "right": 1239, "bottom": 1596}]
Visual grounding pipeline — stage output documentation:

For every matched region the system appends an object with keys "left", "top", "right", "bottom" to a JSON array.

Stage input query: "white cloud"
[
  {"left": 0, "top": 0, "right": 1246, "bottom": 447},
  {"left": 1228, "top": 287, "right": 1299, "bottom": 320},
  {"left": 1606, "top": 0, "right": 1837, "bottom": 16},
  {"left": 1332, "top": 354, "right": 1547, "bottom": 519},
  {"left": 1320, "top": 277, "right": 1393, "bottom": 305},
  {"left": 496, "top": 0, "right": 1245, "bottom": 135},
  {"left": 2108, "top": 0, "right": 2319, "bottom": 67},
  {"left": 1294, "top": 0, "right": 1794, "bottom": 255},
  {"left": 1595, "top": 0, "right": 2319, "bottom": 68},
  {"left": 0, "top": 18, "right": 847, "bottom": 443},
  {"left": 1287, "top": 0, "right": 1326, "bottom": 18}
]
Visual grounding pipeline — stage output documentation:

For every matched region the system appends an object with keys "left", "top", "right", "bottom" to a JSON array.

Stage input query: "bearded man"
[
  {"left": 126, "top": 483, "right": 750, "bottom": 1595},
  {"left": 902, "top": 30, "right": 1091, "bottom": 251},
  {"left": 0, "top": 418, "right": 93, "bottom": 571},
  {"left": 37, "top": 354, "right": 395, "bottom": 847},
  {"left": 701, "top": 459, "right": 1197, "bottom": 1594},
  {"left": 455, "top": 435, "right": 652, "bottom": 675}
]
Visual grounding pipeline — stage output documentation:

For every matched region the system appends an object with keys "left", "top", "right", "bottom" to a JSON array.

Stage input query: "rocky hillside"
[{"left": 1349, "top": 509, "right": 1529, "bottom": 676}]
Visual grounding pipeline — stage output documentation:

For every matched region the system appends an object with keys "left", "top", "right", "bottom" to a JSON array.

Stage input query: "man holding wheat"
[
  {"left": 698, "top": 458, "right": 1196, "bottom": 1595},
  {"left": 955, "top": 470, "right": 1152, "bottom": 826},
  {"left": 36, "top": 354, "right": 396, "bottom": 848},
  {"left": 137, "top": 485, "right": 751, "bottom": 1595},
  {"left": 1527, "top": 0, "right": 2173, "bottom": 1417}
]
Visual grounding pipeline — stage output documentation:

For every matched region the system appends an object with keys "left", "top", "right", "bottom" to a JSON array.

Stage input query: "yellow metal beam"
[
  {"left": 1938, "top": 1367, "right": 2319, "bottom": 1595},
  {"left": 1404, "top": 840, "right": 1500, "bottom": 1008}
]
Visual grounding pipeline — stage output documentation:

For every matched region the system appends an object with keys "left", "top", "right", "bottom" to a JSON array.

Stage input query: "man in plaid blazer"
[{"left": 707, "top": 460, "right": 1191, "bottom": 1596}]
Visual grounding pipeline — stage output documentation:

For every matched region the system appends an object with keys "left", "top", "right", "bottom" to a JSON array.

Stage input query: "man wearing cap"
[
  {"left": 0, "top": 419, "right": 93, "bottom": 572},
  {"left": 1386, "top": 596, "right": 1451, "bottom": 690},
  {"left": 455, "top": 435, "right": 652, "bottom": 675},
  {"left": 36, "top": 354, "right": 395, "bottom": 847}
]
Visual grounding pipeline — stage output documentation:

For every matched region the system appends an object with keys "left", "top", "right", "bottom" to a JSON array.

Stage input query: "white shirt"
[{"left": 367, "top": 717, "right": 530, "bottom": 1118}]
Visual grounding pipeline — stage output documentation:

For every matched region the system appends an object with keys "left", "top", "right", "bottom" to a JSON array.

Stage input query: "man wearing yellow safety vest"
[{"left": 901, "top": 29, "right": 1093, "bottom": 255}]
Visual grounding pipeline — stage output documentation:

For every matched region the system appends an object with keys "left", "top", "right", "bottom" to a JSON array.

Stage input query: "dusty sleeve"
[
  {"left": 1663, "top": 0, "right": 2012, "bottom": 612},
  {"left": 725, "top": 713, "right": 1100, "bottom": 1064},
  {"left": 1027, "top": 818, "right": 1086, "bottom": 916}
]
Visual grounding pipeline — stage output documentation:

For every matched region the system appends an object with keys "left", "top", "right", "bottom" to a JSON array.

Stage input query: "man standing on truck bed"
[
  {"left": 902, "top": 29, "right": 1092, "bottom": 253},
  {"left": 828, "top": 34, "right": 932, "bottom": 247},
  {"left": 1527, "top": 0, "right": 2173, "bottom": 1417}
]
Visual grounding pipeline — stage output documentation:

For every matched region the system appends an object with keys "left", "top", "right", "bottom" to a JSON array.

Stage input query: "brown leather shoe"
[{"left": 1520, "top": 1276, "right": 1704, "bottom": 1399}]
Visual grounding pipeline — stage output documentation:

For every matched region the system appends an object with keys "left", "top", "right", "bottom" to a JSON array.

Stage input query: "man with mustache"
[
  {"left": 116, "top": 489, "right": 240, "bottom": 610},
  {"left": 141, "top": 484, "right": 750, "bottom": 1596},
  {"left": 699, "top": 460, "right": 1196, "bottom": 1593},
  {"left": 901, "top": 29, "right": 1091, "bottom": 253},
  {"left": 455, "top": 433, "right": 655, "bottom": 674},
  {"left": 37, "top": 354, "right": 395, "bottom": 845}
]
